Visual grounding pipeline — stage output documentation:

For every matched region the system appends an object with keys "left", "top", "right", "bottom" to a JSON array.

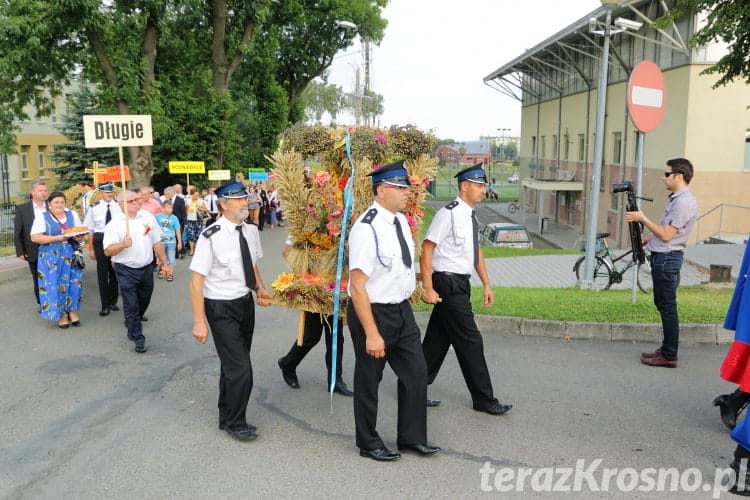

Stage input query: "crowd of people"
[
  {"left": 13, "top": 160, "right": 750, "bottom": 491},
  {"left": 13, "top": 179, "right": 283, "bottom": 343}
]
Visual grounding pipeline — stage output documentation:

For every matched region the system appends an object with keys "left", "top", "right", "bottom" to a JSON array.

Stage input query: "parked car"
[
  {"left": 479, "top": 223, "right": 533, "bottom": 249},
  {"left": 507, "top": 173, "right": 519, "bottom": 184}
]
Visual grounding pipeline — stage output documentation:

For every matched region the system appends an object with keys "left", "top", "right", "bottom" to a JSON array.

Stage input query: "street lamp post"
[
  {"left": 496, "top": 127, "right": 510, "bottom": 161},
  {"left": 579, "top": 0, "right": 621, "bottom": 289}
]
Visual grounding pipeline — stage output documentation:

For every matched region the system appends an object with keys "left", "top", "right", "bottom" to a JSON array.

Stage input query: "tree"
[
  {"left": 50, "top": 86, "right": 119, "bottom": 190},
  {"left": 658, "top": 0, "right": 750, "bottom": 87},
  {"left": 360, "top": 89, "right": 384, "bottom": 126},
  {"left": 300, "top": 79, "right": 347, "bottom": 124},
  {"left": 503, "top": 142, "right": 518, "bottom": 162},
  {"left": 0, "top": 0, "right": 388, "bottom": 186},
  {"left": 270, "top": 0, "right": 388, "bottom": 122}
]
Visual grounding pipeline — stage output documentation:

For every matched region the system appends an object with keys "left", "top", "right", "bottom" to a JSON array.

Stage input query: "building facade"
[
  {"left": 484, "top": 0, "right": 750, "bottom": 248},
  {"left": 435, "top": 140, "right": 492, "bottom": 167},
  {"left": 1, "top": 83, "right": 80, "bottom": 204}
]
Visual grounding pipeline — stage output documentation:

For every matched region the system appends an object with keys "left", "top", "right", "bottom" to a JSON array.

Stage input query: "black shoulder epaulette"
[
  {"left": 445, "top": 201, "right": 459, "bottom": 210},
  {"left": 202, "top": 224, "right": 221, "bottom": 238},
  {"left": 362, "top": 208, "right": 378, "bottom": 224},
  {"left": 90, "top": 201, "right": 100, "bottom": 207},
  {"left": 244, "top": 219, "right": 258, "bottom": 227}
]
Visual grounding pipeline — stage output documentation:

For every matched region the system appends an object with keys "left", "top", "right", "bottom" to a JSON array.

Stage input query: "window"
[
  {"left": 552, "top": 135, "right": 558, "bottom": 160},
  {"left": 20, "top": 146, "right": 29, "bottom": 179},
  {"left": 578, "top": 134, "right": 585, "bottom": 161},
  {"left": 38, "top": 146, "right": 47, "bottom": 178},
  {"left": 563, "top": 134, "right": 570, "bottom": 160},
  {"left": 613, "top": 132, "right": 622, "bottom": 164},
  {"left": 540, "top": 136, "right": 546, "bottom": 158},
  {"left": 745, "top": 130, "right": 750, "bottom": 172}
]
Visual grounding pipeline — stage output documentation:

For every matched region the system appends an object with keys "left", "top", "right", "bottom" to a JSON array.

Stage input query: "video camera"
[
  {"left": 612, "top": 181, "right": 634, "bottom": 194},
  {"left": 611, "top": 180, "right": 652, "bottom": 265}
]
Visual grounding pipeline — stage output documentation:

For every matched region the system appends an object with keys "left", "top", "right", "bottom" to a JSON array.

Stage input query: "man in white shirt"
[
  {"left": 104, "top": 190, "right": 171, "bottom": 353},
  {"left": 84, "top": 182, "right": 123, "bottom": 316},
  {"left": 348, "top": 160, "right": 439, "bottom": 461}
]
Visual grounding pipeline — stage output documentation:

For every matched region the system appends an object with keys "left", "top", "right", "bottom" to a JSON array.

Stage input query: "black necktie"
[
  {"left": 236, "top": 225, "right": 257, "bottom": 290},
  {"left": 394, "top": 217, "right": 411, "bottom": 268},
  {"left": 105, "top": 203, "right": 112, "bottom": 224},
  {"left": 472, "top": 210, "right": 479, "bottom": 268},
  {"left": 210, "top": 196, "right": 215, "bottom": 213}
]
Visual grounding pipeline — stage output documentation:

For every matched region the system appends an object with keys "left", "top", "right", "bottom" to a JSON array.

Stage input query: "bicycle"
[
  {"left": 572, "top": 232, "right": 652, "bottom": 293},
  {"left": 507, "top": 201, "right": 520, "bottom": 213}
]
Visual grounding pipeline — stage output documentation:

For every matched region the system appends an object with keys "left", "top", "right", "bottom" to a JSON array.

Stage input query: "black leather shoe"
[
  {"left": 398, "top": 443, "right": 441, "bottom": 455},
  {"left": 474, "top": 402, "right": 513, "bottom": 415},
  {"left": 141, "top": 316, "right": 148, "bottom": 322},
  {"left": 225, "top": 426, "right": 258, "bottom": 442},
  {"left": 278, "top": 359, "right": 300, "bottom": 389},
  {"left": 426, "top": 399, "right": 441, "bottom": 407},
  {"left": 99, "top": 307, "right": 110, "bottom": 316},
  {"left": 134, "top": 344, "right": 148, "bottom": 353},
  {"left": 333, "top": 380, "right": 353, "bottom": 397},
  {"left": 714, "top": 394, "right": 742, "bottom": 430},
  {"left": 359, "top": 447, "right": 400, "bottom": 461},
  {"left": 219, "top": 422, "right": 257, "bottom": 434},
  {"left": 109, "top": 304, "right": 120, "bottom": 311}
]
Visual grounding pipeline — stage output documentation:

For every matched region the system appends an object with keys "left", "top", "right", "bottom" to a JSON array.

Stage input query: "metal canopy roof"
[{"left": 483, "top": 0, "right": 689, "bottom": 103}]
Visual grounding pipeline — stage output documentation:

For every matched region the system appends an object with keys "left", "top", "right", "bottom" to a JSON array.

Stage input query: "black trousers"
[
  {"left": 347, "top": 300, "right": 427, "bottom": 450},
  {"left": 93, "top": 233, "right": 119, "bottom": 308},
  {"left": 422, "top": 272, "right": 497, "bottom": 408},
  {"left": 114, "top": 262, "right": 153, "bottom": 346},
  {"left": 205, "top": 294, "right": 255, "bottom": 430},
  {"left": 257, "top": 205, "right": 266, "bottom": 230},
  {"left": 279, "top": 312, "right": 345, "bottom": 385},
  {"left": 28, "top": 260, "right": 39, "bottom": 305}
]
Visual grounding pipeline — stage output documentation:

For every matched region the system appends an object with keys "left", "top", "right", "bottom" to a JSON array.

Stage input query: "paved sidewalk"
[{"left": 477, "top": 200, "right": 747, "bottom": 280}]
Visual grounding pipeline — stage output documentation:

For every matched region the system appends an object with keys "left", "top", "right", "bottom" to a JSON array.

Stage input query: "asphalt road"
[{"left": 0, "top": 224, "right": 741, "bottom": 498}]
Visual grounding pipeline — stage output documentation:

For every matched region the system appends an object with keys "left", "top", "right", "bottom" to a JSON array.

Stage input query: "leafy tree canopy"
[{"left": 658, "top": 0, "right": 750, "bottom": 87}]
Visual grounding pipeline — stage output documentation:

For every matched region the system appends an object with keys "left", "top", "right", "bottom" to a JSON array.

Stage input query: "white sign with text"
[{"left": 83, "top": 115, "right": 153, "bottom": 148}]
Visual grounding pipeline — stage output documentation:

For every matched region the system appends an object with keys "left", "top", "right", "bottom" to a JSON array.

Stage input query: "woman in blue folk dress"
[{"left": 30, "top": 191, "right": 86, "bottom": 329}]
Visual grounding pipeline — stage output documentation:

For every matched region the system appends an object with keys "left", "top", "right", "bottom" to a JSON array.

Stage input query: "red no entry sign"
[{"left": 627, "top": 61, "right": 666, "bottom": 133}]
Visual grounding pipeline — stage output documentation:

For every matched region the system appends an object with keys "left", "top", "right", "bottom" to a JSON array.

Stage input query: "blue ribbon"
[{"left": 329, "top": 132, "right": 356, "bottom": 407}]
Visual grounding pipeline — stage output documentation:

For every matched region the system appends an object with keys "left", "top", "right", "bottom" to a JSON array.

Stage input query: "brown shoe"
[
  {"left": 640, "top": 353, "right": 677, "bottom": 368},
  {"left": 641, "top": 348, "right": 662, "bottom": 358}
]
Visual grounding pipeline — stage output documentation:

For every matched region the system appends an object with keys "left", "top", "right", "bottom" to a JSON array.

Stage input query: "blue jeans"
[
  {"left": 162, "top": 241, "right": 176, "bottom": 266},
  {"left": 650, "top": 251, "right": 683, "bottom": 360}
]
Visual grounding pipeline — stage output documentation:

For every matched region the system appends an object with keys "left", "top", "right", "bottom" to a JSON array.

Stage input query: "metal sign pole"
[{"left": 631, "top": 131, "right": 645, "bottom": 304}]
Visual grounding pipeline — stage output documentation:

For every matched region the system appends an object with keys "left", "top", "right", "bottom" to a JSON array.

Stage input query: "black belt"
[
  {"left": 434, "top": 271, "right": 471, "bottom": 279},
  {"left": 650, "top": 250, "right": 684, "bottom": 255}
]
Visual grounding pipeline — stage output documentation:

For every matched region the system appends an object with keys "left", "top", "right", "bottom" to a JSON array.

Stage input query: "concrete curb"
[{"left": 413, "top": 311, "right": 728, "bottom": 346}]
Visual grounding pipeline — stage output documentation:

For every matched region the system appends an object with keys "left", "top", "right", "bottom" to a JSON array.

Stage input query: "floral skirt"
[
  {"left": 37, "top": 241, "right": 84, "bottom": 321},
  {"left": 186, "top": 220, "right": 204, "bottom": 242}
]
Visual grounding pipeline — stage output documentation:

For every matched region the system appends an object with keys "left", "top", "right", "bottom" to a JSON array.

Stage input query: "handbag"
[{"left": 71, "top": 248, "right": 86, "bottom": 269}]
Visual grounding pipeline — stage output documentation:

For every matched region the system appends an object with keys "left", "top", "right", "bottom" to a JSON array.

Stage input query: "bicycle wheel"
[
  {"left": 636, "top": 257, "right": 653, "bottom": 293},
  {"left": 574, "top": 255, "right": 613, "bottom": 291},
  {"left": 507, "top": 202, "right": 517, "bottom": 213}
]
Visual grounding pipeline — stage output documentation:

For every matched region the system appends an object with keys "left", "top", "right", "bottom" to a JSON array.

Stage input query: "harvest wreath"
[{"left": 267, "top": 124, "right": 437, "bottom": 322}]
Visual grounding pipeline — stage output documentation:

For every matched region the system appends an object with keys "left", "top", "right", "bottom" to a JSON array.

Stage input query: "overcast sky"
[{"left": 325, "top": 0, "right": 602, "bottom": 141}]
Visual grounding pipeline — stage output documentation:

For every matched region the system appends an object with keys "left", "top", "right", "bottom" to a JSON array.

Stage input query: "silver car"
[{"left": 479, "top": 223, "right": 533, "bottom": 248}]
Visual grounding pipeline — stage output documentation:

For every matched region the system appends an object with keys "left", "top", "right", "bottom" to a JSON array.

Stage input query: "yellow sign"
[
  {"left": 208, "top": 169, "right": 231, "bottom": 181},
  {"left": 168, "top": 161, "right": 206, "bottom": 174}
]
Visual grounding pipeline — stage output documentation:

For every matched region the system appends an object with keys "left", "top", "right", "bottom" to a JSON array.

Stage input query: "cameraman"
[{"left": 625, "top": 158, "right": 697, "bottom": 368}]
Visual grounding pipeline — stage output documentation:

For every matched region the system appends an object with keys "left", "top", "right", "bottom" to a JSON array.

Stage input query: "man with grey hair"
[{"left": 104, "top": 190, "right": 171, "bottom": 353}]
